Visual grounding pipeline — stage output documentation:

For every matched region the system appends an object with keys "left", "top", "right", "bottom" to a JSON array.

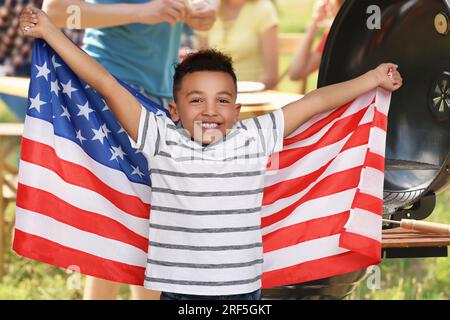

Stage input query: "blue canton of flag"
[{"left": 28, "top": 39, "right": 169, "bottom": 185}]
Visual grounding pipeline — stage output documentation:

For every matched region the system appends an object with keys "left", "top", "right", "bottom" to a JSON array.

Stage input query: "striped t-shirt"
[{"left": 133, "top": 107, "right": 284, "bottom": 295}]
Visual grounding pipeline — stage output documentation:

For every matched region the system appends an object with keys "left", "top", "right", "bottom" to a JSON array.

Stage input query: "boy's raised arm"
[
  {"left": 281, "top": 64, "right": 403, "bottom": 137},
  {"left": 19, "top": 7, "right": 142, "bottom": 141}
]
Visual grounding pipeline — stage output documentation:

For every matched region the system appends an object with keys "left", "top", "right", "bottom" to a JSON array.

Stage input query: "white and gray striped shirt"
[{"left": 133, "top": 107, "right": 284, "bottom": 295}]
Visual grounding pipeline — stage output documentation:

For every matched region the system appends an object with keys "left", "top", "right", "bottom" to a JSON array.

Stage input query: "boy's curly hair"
[{"left": 173, "top": 49, "right": 237, "bottom": 101}]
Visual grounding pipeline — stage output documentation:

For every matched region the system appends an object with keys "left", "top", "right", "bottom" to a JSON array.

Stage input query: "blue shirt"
[{"left": 82, "top": 0, "right": 183, "bottom": 99}]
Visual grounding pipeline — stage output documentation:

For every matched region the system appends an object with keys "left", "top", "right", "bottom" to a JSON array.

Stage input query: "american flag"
[{"left": 13, "top": 39, "right": 389, "bottom": 288}]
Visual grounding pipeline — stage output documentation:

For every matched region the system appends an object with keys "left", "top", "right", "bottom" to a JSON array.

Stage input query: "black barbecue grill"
[{"left": 263, "top": 0, "right": 450, "bottom": 300}]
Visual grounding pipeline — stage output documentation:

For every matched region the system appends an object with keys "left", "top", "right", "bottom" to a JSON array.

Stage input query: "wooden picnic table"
[
  {"left": 382, "top": 227, "right": 450, "bottom": 258},
  {"left": 239, "top": 90, "right": 303, "bottom": 119},
  {"left": 382, "top": 227, "right": 450, "bottom": 248}
]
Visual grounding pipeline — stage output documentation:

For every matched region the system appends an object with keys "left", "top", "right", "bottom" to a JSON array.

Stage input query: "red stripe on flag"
[
  {"left": 262, "top": 166, "right": 362, "bottom": 227},
  {"left": 262, "top": 211, "right": 350, "bottom": 253},
  {"left": 352, "top": 191, "right": 383, "bottom": 214},
  {"left": 263, "top": 158, "right": 333, "bottom": 206},
  {"left": 264, "top": 122, "right": 371, "bottom": 206},
  {"left": 21, "top": 137, "right": 150, "bottom": 218},
  {"left": 262, "top": 251, "right": 377, "bottom": 289},
  {"left": 340, "top": 231, "right": 381, "bottom": 262},
  {"left": 341, "top": 123, "right": 370, "bottom": 151},
  {"left": 17, "top": 183, "right": 149, "bottom": 252},
  {"left": 365, "top": 151, "right": 385, "bottom": 172},
  {"left": 13, "top": 229, "right": 146, "bottom": 285},
  {"left": 373, "top": 109, "right": 388, "bottom": 130}
]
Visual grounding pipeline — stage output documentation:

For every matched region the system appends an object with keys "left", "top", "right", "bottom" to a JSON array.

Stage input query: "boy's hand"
[
  {"left": 372, "top": 63, "right": 403, "bottom": 91},
  {"left": 19, "top": 6, "right": 55, "bottom": 39}
]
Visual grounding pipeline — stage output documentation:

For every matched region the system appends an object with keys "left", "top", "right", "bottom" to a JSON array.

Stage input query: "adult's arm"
[
  {"left": 42, "top": 0, "right": 187, "bottom": 29},
  {"left": 288, "top": 22, "right": 322, "bottom": 81}
]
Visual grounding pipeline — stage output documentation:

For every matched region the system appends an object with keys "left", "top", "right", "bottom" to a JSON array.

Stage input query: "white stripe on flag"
[
  {"left": 262, "top": 145, "right": 366, "bottom": 217},
  {"left": 265, "top": 141, "right": 364, "bottom": 187},
  {"left": 23, "top": 116, "right": 151, "bottom": 203},
  {"left": 369, "top": 127, "right": 387, "bottom": 157},
  {"left": 375, "top": 87, "right": 392, "bottom": 115},
  {"left": 262, "top": 234, "right": 349, "bottom": 273},
  {"left": 358, "top": 167, "right": 384, "bottom": 199},
  {"left": 262, "top": 189, "right": 357, "bottom": 235},
  {"left": 15, "top": 208, "right": 148, "bottom": 267},
  {"left": 18, "top": 160, "right": 149, "bottom": 237},
  {"left": 344, "top": 208, "right": 382, "bottom": 241}
]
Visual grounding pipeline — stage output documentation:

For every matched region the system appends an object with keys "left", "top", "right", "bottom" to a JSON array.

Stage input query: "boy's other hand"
[
  {"left": 141, "top": 0, "right": 187, "bottom": 27},
  {"left": 373, "top": 63, "right": 403, "bottom": 92},
  {"left": 19, "top": 6, "right": 53, "bottom": 39}
]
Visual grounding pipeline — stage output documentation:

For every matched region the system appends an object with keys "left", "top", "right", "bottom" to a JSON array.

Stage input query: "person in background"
[
  {"left": 42, "top": 0, "right": 217, "bottom": 300},
  {"left": 197, "top": 0, "right": 279, "bottom": 89},
  {"left": 289, "top": 0, "right": 344, "bottom": 81}
]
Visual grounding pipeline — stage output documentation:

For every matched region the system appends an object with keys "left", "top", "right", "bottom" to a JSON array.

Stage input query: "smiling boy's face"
[{"left": 168, "top": 71, "right": 241, "bottom": 145}]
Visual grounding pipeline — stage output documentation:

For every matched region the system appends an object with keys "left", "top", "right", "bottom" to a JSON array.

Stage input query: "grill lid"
[{"left": 318, "top": 0, "right": 450, "bottom": 215}]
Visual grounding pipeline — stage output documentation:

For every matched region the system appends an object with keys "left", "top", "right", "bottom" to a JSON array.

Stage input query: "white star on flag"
[
  {"left": 60, "top": 106, "right": 71, "bottom": 120},
  {"left": 130, "top": 165, "right": 144, "bottom": 178},
  {"left": 77, "top": 101, "right": 94, "bottom": 120},
  {"left": 35, "top": 62, "right": 51, "bottom": 81},
  {"left": 50, "top": 80, "right": 60, "bottom": 96},
  {"left": 110, "top": 145, "right": 127, "bottom": 161},
  {"left": 29, "top": 93, "right": 46, "bottom": 112},
  {"left": 101, "top": 124, "right": 111, "bottom": 136},
  {"left": 51, "top": 55, "right": 62, "bottom": 69},
  {"left": 75, "top": 130, "right": 86, "bottom": 144},
  {"left": 117, "top": 127, "right": 125, "bottom": 134},
  {"left": 61, "top": 80, "right": 78, "bottom": 99},
  {"left": 91, "top": 126, "right": 107, "bottom": 144}
]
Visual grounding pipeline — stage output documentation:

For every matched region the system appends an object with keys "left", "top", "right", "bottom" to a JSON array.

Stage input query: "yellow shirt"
[{"left": 200, "top": 0, "right": 279, "bottom": 81}]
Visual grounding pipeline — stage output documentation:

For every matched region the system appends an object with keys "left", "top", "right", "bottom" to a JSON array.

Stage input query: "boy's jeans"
[{"left": 160, "top": 289, "right": 262, "bottom": 301}]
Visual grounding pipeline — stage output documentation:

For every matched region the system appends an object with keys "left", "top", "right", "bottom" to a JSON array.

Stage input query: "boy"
[{"left": 19, "top": 7, "right": 402, "bottom": 300}]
